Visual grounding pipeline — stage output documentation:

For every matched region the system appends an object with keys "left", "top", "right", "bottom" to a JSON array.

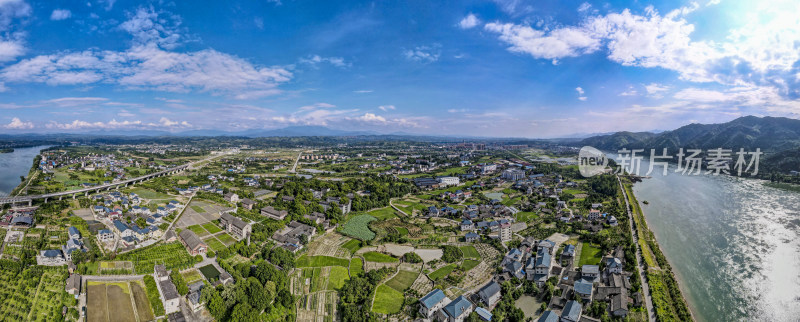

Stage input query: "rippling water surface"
[
  {"left": 0, "top": 146, "right": 49, "bottom": 197},
  {"left": 633, "top": 166, "right": 800, "bottom": 322}
]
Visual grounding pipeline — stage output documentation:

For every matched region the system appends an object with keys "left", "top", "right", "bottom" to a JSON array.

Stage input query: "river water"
[
  {"left": 0, "top": 146, "right": 49, "bottom": 197},
  {"left": 631, "top": 162, "right": 800, "bottom": 322}
]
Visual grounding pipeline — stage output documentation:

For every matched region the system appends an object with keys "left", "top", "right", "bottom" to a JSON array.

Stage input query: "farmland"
[
  {"left": 363, "top": 252, "right": 399, "bottom": 263},
  {"left": 339, "top": 214, "right": 377, "bottom": 240},
  {"left": 296, "top": 255, "right": 350, "bottom": 268},
  {"left": 372, "top": 284, "right": 404, "bottom": 314},
  {"left": 367, "top": 207, "right": 398, "bottom": 220},
  {"left": 385, "top": 270, "right": 418, "bottom": 292},
  {"left": 350, "top": 257, "right": 364, "bottom": 276},
  {"left": 578, "top": 243, "right": 603, "bottom": 266},
  {"left": 86, "top": 280, "right": 154, "bottom": 322},
  {"left": 117, "top": 242, "right": 197, "bottom": 274},
  {"left": 341, "top": 239, "right": 362, "bottom": 254},
  {"left": 428, "top": 264, "right": 456, "bottom": 281},
  {"left": 459, "top": 245, "right": 480, "bottom": 259}
]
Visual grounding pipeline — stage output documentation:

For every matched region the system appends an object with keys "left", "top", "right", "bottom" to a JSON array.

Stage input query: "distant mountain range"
[{"left": 577, "top": 116, "right": 800, "bottom": 172}]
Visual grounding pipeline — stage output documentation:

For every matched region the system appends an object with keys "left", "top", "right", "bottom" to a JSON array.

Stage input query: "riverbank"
[
  {"left": 623, "top": 178, "right": 694, "bottom": 321},
  {"left": 0, "top": 146, "right": 50, "bottom": 197}
]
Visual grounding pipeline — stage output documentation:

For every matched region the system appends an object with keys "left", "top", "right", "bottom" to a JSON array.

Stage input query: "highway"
[{"left": 0, "top": 152, "right": 228, "bottom": 206}]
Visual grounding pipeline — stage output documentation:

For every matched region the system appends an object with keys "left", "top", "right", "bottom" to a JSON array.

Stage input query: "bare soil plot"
[
  {"left": 176, "top": 200, "right": 233, "bottom": 228},
  {"left": 306, "top": 233, "right": 351, "bottom": 258},
  {"left": 73, "top": 208, "right": 94, "bottom": 220},
  {"left": 87, "top": 281, "right": 150, "bottom": 322}
]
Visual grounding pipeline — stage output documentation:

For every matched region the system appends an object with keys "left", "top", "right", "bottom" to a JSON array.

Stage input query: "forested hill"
[
  {"left": 577, "top": 116, "right": 800, "bottom": 174},
  {"left": 579, "top": 116, "right": 800, "bottom": 152}
]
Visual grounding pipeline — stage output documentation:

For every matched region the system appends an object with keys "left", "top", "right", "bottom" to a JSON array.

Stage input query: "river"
[
  {"left": 630, "top": 161, "right": 800, "bottom": 322},
  {"left": 0, "top": 146, "right": 49, "bottom": 197}
]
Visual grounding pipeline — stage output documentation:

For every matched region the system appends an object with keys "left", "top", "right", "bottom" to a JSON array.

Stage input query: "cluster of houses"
[
  {"left": 498, "top": 237, "right": 556, "bottom": 287},
  {"left": 176, "top": 184, "right": 224, "bottom": 195},
  {"left": 418, "top": 282, "right": 500, "bottom": 322},
  {"left": 0, "top": 206, "right": 36, "bottom": 227},
  {"left": 546, "top": 246, "right": 635, "bottom": 319},
  {"left": 271, "top": 221, "right": 317, "bottom": 252},
  {"left": 37, "top": 226, "right": 85, "bottom": 266},
  {"left": 89, "top": 192, "right": 183, "bottom": 247}
]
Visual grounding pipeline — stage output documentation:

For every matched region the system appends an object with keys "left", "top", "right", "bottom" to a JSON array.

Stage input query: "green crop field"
[
  {"left": 118, "top": 242, "right": 197, "bottom": 274},
  {"left": 459, "top": 246, "right": 480, "bottom": 259},
  {"left": 578, "top": 243, "right": 603, "bottom": 266},
  {"left": 385, "top": 270, "right": 418, "bottom": 292},
  {"left": 372, "top": 284, "right": 404, "bottom": 314},
  {"left": 363, "top": 252, "right": 399, "bottom": 263},
  {"left": 296, "top": 255, "right": 350, "bottom": 268},
  {"left": 182, "top": 269, "right": 205, "bottom": 285},
  {"left": 202, "top": 222, "right": 223, "bottom": 234},
  {"left": 327, "top": 266, "right": 350, "bottom": 290},
  {"left": 428, "top": 264, "right": 455, "bottom": 281},
  {"left": 217, "top": 233, "right": 237, "bottom": 245},
  {"left": 341, "top": 239, "right": 362, "bottom": 254},
  {"left": 339, "top": 214, "right": 377, "bottom": 240},
  {"left": 367, "top": 207, "right": 398, "bottom": 220},
  {"left": 462, "top": 259, "right": 480, "bottom": 271},
  {"left": 129, "top": 188, "right": 172, "bottom": 200},
  {"left": 350, "top": 258, "right": 364, "bottom": 276},
  {"left": 187, "top": 225, "right": 210, "bottom": 237},
  {"left": 204, "top": 237, "right": 226, "bottom": 252}
]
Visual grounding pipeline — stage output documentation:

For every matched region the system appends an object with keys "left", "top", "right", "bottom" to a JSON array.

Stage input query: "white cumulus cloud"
[
  {"left": 4, "top": 117, "right": 33, "bottom": 129},
  {"left": 459, "top": 14, "right": 480, "bottom": 29},
  {"left": 50, "top": 9, "right": 71, "bottom": 21}
]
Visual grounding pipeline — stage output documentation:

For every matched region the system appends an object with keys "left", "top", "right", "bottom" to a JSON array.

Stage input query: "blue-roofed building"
[
  {"left": 97, "top": 229, "right": 113, "bottom": 242},
  {"left": 113, "top": 220, "right": 134, "bottom": 238},
  {"left": 561, "top": 244, "right": 576, "bottom": 266},
  {"left": 537, "top": 239, "right": 555, "bottom": 254},
  {"left": 561, "top": 300, "right": 582, "bottom": 322},
  {"left": 465, "top": 232, "right": 479, "bottom": 243},
  {"left": 574, "top": 280, "right": 593, "bottom": 301},
  {"left": 440, "top": 295, "right": 473, "bottom": 322},
  {"left": 537, "top": 310, "right": 559, "bottom": 322},
  {"left": 460, "top": 219, "right": 474, "bottom": 231},
  {"left": 475, "top": 307, "right": 492, "bottom": 321},
  {"left": 37, "top": 249, "right": 66, "bottom": 266},
  {"left": 68, "top": 226, "right": 81, "bottom": 240},
  {"left": 419, "top": 289, "right": 450, "bottom": 319}
]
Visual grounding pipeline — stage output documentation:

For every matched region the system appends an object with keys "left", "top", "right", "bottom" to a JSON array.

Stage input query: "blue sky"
[{"left": 0, "top": 0, "right": 799, "bottom": 137}]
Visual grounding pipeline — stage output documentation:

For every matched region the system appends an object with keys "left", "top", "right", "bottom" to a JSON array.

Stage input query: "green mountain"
[
  {"left": 580, "top": 116, "right": 800, "bottom": 152},
  {"left": 578, "top": 116, "right": 800, "bottom": 173},
  {"left": 576, "top": 131, "right": 658, "bottom": 151}
]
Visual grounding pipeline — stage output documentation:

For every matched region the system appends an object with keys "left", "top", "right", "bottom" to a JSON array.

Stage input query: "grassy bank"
[
  {"left": 764, "top": 181, "right": 800, "bottom": 193},
  {"left": 624, "top": 180, "right": 694, "bottom": 322}
]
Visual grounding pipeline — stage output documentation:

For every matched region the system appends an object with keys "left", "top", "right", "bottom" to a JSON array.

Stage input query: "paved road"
[
  {"left": 289, "top": 151, "right": 302, "bottom": 173},
  {"left": 617, "top": 175, "right": 655, "bottom": 322}
]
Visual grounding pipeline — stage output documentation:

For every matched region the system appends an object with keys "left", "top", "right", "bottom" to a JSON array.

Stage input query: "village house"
[
  {"left": 223, "top": 192, "right": 239, "bottom": 203},
  {"left": 419, "top": 289, "right": 450, "bottom": 319},
  {"left": 261, "top": 206, "right": 288, "bottom": 220},
  {"left": 65, "top": 273, "right": 81, "bottom": 296},
  {"left": 561, "top": 300, "right": 582, "bottom": 322},
  {"left": 179, "top": 230, "right": 207, "bottom": 256},
  {"left": 477, "top": 281, "right": 501, "bottom": 307},
  {"left": 438, "top": 295, "right": 473, "bottom": 322},
  {"left": 240, "top": 198, "right": 257, "bottom": 210},
  {"left": 219, "top": 212, "right": 252, "bottom": 240}
]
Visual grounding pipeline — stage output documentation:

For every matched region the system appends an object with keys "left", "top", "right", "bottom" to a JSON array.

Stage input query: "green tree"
[{"left": 171, "top": 270, "right": 189, "bottom": 295}]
